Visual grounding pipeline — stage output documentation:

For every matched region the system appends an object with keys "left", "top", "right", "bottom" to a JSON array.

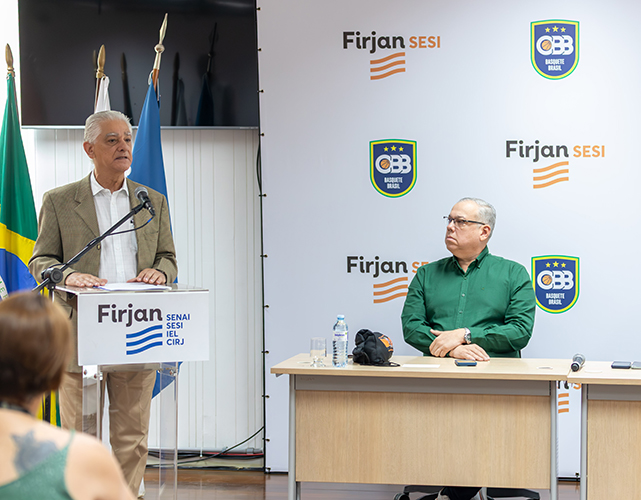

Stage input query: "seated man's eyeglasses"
[{"left": 443, "top": 216, "right": 486, "bottom": 228}]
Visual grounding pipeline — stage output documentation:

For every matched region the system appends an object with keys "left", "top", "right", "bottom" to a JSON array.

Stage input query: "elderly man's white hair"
[
  {"left": 83, "top": 110, "right": 132, "bottom": 144},
  {"left": 458, "top": 197, "right": 496, "bottom": 238}
]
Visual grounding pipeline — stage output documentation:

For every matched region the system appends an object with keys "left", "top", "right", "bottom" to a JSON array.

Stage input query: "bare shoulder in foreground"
[{"left": 66, "top": 431, "right": 136, "bottom": 500}]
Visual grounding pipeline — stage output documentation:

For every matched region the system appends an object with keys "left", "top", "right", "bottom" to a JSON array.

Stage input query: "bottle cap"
[{"left": 337, "top": 314, "right": 345, "bottom": 320}]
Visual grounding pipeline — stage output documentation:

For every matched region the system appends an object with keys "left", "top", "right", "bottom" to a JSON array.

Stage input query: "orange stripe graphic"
[
  {"left": 558, "top": 393, "right": 570, "bottom": 398},
  {"left": 533, "top": 177, "right": 569, "bottom": 189},
  {"left": 371, "top": 68, "right": 406, "bottom": 80},
  {"left": 533, "top": 169, "right": 569, "bottom": 181},
  {"left": 374, "top": 277, "right": 408, "bottom": 288},
  {"left": 558, "top": 408, "right": 569, "bottom": 414},
  {"left": 373, "top": 276, "right": 409, "bottom": 303},
  {"left": 374, "top": 291, "right": 408, "bottom": 303},
  {"left": 370, "top": 59, "right": 405, "bottom": 73},
  {"left": 533, "top": 160, "right": 570, "bottom": 189},
  {"left": 373, "top": 284, "right": 408, "bottom": 296},
  {"left": 558, "top": 400, "right": 569, "bottom": 406},
  {"left": 370, "top": 52, "right": 406, "bottom": 64},
  {"left": 532, "top": 161, "right": 569, "bottom": 173}
]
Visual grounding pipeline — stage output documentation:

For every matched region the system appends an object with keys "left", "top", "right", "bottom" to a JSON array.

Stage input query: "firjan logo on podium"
[
  {"left": 98, "top": 303, "right": 165, "bottom": 355},
  {"left": 532, "top": 255, "right": 579, "bottom": 313},
  {"left": 123, "top": 312, "right": 191, "bottom": 355},
  {"left": 97, "top": 303, "right": 191, "bottom": 356},
  {"left": 126, "top": 325, "right": 164, "bottom": 355},
  {"left": 80, "top": 293, "right": 207, "bottom": 365},
  {"left": 531, "top": 20, "right": 579, "bottom": 79},
  {"left": 370, "top": 139, "right": 417, "bottom": 197}
]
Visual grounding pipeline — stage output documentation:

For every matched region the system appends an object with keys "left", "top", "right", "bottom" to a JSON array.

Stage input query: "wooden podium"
[
  {"left": 60, "top": 283, "right": 209, "bottom": 500},
  {"left": 272, "top": 354, "right": 569, "bottom": 500}
]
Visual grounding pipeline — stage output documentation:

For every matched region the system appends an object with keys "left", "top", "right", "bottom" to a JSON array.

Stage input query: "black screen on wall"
[{"left": 18, "top": 0, "right": 259, "bottom": 127}]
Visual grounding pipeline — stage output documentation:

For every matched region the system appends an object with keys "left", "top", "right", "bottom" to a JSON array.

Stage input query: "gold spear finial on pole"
[
  {"left": 6, "top": 44, "right": 15, "bottom": 77},
  {"left": 96, "top": 45, "right": 106, "bottom": 79},
  {"left": 151, "top": 13, "right": 168, "bottom": 93},
  {"left": 94, "top": 45, "right": 107, "bottom": 110}
]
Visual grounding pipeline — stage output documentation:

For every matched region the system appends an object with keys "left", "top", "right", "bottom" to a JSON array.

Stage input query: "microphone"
[
  {"left": 571, "top": 353, "right": 586, "bottom": 372},
  {"left": 135, "top": 186, "right": 156, "bottom": 216}
]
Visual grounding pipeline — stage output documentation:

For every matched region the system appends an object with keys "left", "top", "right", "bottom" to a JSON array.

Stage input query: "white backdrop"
[{"left": 258, "top": 0, "right": 641, "bottom": 476}]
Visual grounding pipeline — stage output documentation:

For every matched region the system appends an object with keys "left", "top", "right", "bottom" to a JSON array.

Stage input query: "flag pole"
[
  {"left": 151, "top": 13, "right": 168, "bottom": 97},
  {"left": 94, "top": 44, "right": 106, "bottom": 110},
  {"left": 6, "top": 44, "right": 15, "bottom": 77}
]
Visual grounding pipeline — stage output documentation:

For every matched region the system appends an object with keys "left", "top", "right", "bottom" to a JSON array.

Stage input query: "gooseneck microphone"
[
  {"left": 135, "top": 186, "right": 156, "bottom": 216},
  {"left": 571, "top": 353, "right": 586, "bottom": 372}
]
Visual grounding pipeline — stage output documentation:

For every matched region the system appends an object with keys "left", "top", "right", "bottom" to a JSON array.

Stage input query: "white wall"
[{"left": 159, "top": 128, "right": 264, "bottom": 451}]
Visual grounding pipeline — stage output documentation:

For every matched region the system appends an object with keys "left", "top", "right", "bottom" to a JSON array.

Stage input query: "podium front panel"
[{"left": 69, "top": 285, "right": 210, "bottom": 366}]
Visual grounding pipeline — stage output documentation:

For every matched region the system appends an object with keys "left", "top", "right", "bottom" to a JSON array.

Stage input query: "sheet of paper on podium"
[{"left": 98, "top": 283, "right": 172, "bottom": 291}]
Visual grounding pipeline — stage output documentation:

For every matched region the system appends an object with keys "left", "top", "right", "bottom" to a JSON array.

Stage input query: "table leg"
[
  {"left": 550, "top": 381, "right": 558, "bottom": 500},
  {"left": 580, "top": 384, "right": 587, "bottom": 500},
  {"left": 288, "top": 375, "right": 299, "bottom": 500}
]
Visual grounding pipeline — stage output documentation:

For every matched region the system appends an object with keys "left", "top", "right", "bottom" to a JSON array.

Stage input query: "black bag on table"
[{"left": 352, "top": 329, "right": 399, "bottom": 366}]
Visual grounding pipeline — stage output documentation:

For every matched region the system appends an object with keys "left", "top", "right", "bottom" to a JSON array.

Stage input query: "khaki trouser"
[{"left": 59, "top": 370, "right": 156, "bottom": 496}]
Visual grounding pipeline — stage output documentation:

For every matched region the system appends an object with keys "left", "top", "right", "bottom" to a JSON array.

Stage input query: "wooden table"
[
  {"left": 271, "top": 354, "right": 570, "bottom": 500},
  {"left": 568, "top": 361, "right": 641, "bottom": 499}
]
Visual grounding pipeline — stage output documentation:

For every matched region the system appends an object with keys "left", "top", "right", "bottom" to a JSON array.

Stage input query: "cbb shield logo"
[
  {"left": 370, "top": 139, "right": 417, "bottom": 197},
  {"left": 532, "top": 255, "right": 579, "bottom": 313},
  {"left": 531, "top": 20, "right": 579, "bottom": 79}
]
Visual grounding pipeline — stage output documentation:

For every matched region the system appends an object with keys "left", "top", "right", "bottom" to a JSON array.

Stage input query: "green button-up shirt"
[{"left": 401, "top": 246, "right": 535, "bottom": 358}]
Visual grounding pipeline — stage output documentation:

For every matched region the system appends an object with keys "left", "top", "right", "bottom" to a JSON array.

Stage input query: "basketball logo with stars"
[
  {"left": 370, "top": 139, "right": 417, "bottom": 198},
  {"left": 532, "top": 255, "right": 579, "bottom": 313}
]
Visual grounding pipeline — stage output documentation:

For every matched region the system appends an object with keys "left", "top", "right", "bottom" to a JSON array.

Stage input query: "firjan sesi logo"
[
  {"left": 347, "top": 255, "right": 430, "bottom": 304},
  {"left": 531, "top": 20, "right": 579, "bottom": 79},
  {"left": 343, "top": 31, "right": 441, "bottom": 80},
  {"left": 532, "top": 255, "right": 579, "bottom": 313},
  {"left": 370, "top": 139, "right": 417, "bottom": 197}
]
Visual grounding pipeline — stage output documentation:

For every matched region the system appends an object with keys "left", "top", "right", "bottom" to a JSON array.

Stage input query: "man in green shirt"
[
  {"left": 401, "top": 197, "right": 535, "bottom": 500},
  {"left": 402, "top": 197, "right": 535, "bottom": 361}
]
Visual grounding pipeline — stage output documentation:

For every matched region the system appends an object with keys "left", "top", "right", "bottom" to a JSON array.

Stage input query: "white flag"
[{"left": 94, "top": 75, "right": 111, "bottom": 112}]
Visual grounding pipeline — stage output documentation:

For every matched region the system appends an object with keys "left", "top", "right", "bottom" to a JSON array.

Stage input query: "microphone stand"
[{"left": 33, "top": 202, "right": 147, "bottom": 295}]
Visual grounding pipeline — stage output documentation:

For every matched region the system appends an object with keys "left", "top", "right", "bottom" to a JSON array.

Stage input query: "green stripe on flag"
[
  {"left": 0, "top": 74, "right": 37, "bottom": 241},
  {"left": 0, "top": 73, "right": 38, "bottom": 293}
]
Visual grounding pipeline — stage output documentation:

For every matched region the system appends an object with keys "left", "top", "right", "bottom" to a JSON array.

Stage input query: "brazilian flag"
[
  {"left": 0, "top": 70, "right": 60, "bottom": 426},
  {"left": 0, "top": 72, "right": 37, "bottom": 294}
]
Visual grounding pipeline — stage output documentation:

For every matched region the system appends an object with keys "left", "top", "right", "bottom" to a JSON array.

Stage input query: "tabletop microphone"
[
  {"left": 135, "top": 186, "right": 156, "bottom": 216},
  {"left": 571, "top": 353, "right": 586, "bottom": 372}
]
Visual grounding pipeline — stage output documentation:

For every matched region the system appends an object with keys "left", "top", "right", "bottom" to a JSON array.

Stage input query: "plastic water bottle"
[{"left": 332, "top": 315, "right": 349, "bottom": 368}]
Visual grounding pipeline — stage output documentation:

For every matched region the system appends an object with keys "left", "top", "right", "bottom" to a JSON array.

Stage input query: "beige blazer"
[{"left": 29, "top": 174, "right": 178, "bottom": 370}]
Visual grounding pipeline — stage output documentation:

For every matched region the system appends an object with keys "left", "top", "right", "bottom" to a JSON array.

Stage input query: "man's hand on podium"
[
  {"left": 65, "top": 272, "right": 108, "bottom": 288},
  {"left": 128, "top": 268, "right": 167, "bottom": 285}
]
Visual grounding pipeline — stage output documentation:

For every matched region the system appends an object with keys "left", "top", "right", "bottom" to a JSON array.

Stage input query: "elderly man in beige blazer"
[{"left": 29, "top": 110, "right": 177, "bottom": 498}]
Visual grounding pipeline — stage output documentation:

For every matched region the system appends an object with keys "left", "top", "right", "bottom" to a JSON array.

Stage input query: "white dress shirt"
[{"left": 90, "top": 172, "right": 138, "bottom": 283}]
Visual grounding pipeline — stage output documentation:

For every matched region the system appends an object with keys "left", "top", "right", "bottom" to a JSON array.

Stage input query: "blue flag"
[
  {"left": 129, "top": 82, "right": 177, "bottom": 397},
  {"left": 129, "top": 83, "right": 168, "bottom": 197}
]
